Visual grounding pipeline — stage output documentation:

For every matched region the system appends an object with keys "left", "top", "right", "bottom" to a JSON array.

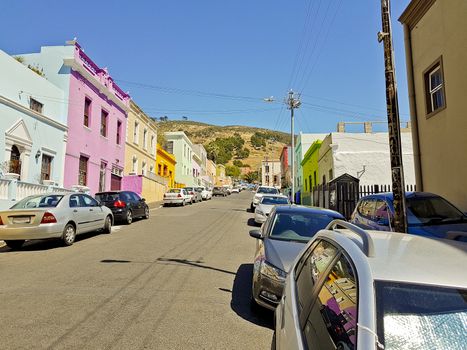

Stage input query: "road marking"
[{"left": 149, "top": 205, "right": 163, "bottom": 212}]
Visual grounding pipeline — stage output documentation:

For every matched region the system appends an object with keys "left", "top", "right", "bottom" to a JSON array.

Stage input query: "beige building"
[
  {"left": 261, "top": 160, "right": 281, "bottom": 188},
  {"left": 399, "top": 0, "right": 467, "bottom": 210},
  {"left": 206, "top": 159, "right": 216, "bottom": 188}
]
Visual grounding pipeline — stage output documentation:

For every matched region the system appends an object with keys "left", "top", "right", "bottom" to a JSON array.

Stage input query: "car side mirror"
[
  {"left": 140, "top": 198, "right": 146, "bottom": 202},
  {"left": 249, "top": 229, "right": 262, "bottom": 239}
]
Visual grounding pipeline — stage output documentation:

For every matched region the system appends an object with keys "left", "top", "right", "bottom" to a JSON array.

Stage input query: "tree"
[
  {"left": 243, "top": 171, "right": 259, "bottom": 183},
  {"left": 251, "top": 132, "right": 266, "bottom": 148},
  {"left": 233, "top": 160, "right": 243, "bottom": 167},
  {"left": 236, "top": 147, "right": 250, "bottom": 159},
  {"left": 225, "top": 165, "right": 241, "bottom": 178}
]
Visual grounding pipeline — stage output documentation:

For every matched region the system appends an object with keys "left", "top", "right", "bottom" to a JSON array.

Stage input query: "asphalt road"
[{"left": 0, "top": 191, "right": 273, "bottom": 350}]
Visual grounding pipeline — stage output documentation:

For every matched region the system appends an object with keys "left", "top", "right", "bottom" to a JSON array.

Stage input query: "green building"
[{"left": 300, "top": 140, "right": 322, "bottom": 205}]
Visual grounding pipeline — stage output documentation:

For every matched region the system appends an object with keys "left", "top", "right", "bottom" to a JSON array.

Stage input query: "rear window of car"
[
  {"left": 214, "top": 187, "right": 222, "bottom": 190},
  {"left": 269, "top": 212, "right": 338, "bottom": 242},
  {"left": 375, "top": 281, "right": 467, "bottom": 349},
  {"left": 406, "top": 196, "right": 466, "bottom": 225},
  {"left": 95, "top": 193, "right": 119, "bottom": 202},
  {"left": 11, "top": 195, "right": 64, "bottom": 209},
  {"left": 261, "top": 197, "right": 289, "bottom": 205},
  {"left": 257, "top": 187, "right": 279, "bottom": 194},
  {"left": 168, "top": 189, "right": 181, "bottom": 193}
]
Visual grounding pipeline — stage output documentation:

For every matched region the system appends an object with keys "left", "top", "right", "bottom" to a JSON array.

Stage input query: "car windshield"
[
  {"left": 269, "top": 212, "right": 337, "bottom": 242},
  {"left": 95, "top": 193, "right": 119, "bottom": 202},
  {"left": 214, "top": 187, "right": 222, "bottom": 190},
  {"left": 261, "top": 197, "right": 289, "bottom": 205},
  {"left": 11, "top": 194, "right": 64, "bottom": 209},
  {"left": 168, "top": 189, "right": 181, "bottom": 193},
  {"left": 406, "top": 196, "right": 466, "bottom": 225},
  {"left": 257, "top": 187, "right": 279, "bottom": 194},
  {"left": 375, "top": 281, "right": 467, "bottom": 349}
]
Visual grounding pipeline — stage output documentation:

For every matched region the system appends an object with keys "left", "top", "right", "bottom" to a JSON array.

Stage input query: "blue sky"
[{"left": 1, "top": 0, "right": 411, "bottom": 134}]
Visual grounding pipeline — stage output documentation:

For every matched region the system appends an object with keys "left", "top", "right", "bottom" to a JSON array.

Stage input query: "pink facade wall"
[
  {"left": 63, "top": 46, "right": 129, "bottom": 194},
  {"left": 122, "top": 175, "right": 143, "bottom": 195}
]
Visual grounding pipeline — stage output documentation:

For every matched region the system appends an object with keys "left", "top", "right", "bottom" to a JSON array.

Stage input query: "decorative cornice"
[
  {"left": 0, "top": 94, "right": 68, "bottom": 131},
  {"left": 399, "top": 0, "right": 437, "bottom": 29},
  {"left": 63, "top": 58, "right": 130, "bottom": 113}
]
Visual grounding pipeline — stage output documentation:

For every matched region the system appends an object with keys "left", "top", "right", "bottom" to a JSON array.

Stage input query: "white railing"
[
  {"left": 16, "top": 181, "right": 49, "bottom": 199},
  {"left": 0, "top": 179, "right": 9, "bottom": 200}
]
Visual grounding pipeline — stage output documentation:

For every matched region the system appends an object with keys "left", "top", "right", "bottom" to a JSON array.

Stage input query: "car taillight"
[
  {"left": 190, "top": 191, "right": 194, "bottom": 195},
  {"left": 177, "top": 194, "right": 182, "bottom": 198},
  {"left": 41, "top": 212, "right": 57, "bottom": 224},
  {"left": 0, "top": 216, "right": 3, "bottom": 225},
  {"left": 114, "top": 200, "right": 126, "bottom": 208}
]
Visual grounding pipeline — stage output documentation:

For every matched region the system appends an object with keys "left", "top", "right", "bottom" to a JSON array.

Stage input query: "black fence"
[{"left": 302, "top": 180, "right": 416, "bottom": 220}]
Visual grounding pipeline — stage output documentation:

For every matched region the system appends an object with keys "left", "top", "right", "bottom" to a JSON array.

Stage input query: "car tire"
[
  {"left": 125, "top": 210, "right": 133, "bottom": 225},
  {"left": 62, "top": 223, "right": 76, "bottom": 246},
  {"left": 4, "top": 240, "right": 25, "bottom": 250},
  {"left": 144, "top": 207, "right": 150, "bottom": 219},
  {"left": 103, "top": 215, "right": 112, "bottom": 234}
]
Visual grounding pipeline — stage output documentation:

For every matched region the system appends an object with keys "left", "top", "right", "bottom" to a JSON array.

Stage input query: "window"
[
  {"left": 313, "top": 171, "right": 317, "bottom": 188},
  {"left": 116, "top": 120, "right": 122, "bottom": 145},
  {"left": 83, "top": 98, "right": 91, "bottom": 127},
  {"left": 163, "top": 165, "right": 168, "bottom": 177},
  {"left": 265, "top": 165, "right": 270, "bottom": 173},
  {"left": 78, "top": 156, "right": 88, "bottom": 186},
  {"left": 133, "top": 122, "right": 139, "bottom": 144},
  {"left": 41, "top": 154, "right": 53, "bottom": 181},
  {"left": 273, "top": 175, "right": 278, "bottom": 184},
  {"left": 357, "top": 199, "right": 376, "bottom": 219},
  {"left": 303, "top": 254, "right": 358, "bottom": 350},
  {"left": 132, "top": 157, "right": 138, "bottom": 173},
  {"left": 150, "top": 135, "right": 155, "bottom": 154},
  {"left": 424, "top": 59, "right": 446, "bottom": 116},
  {"left": 166, "top": 141, "right": 174, "bottom": 154},
  {"left": 100, "top": 109, "right": 108, "bottom": 137},
  {"left": 158, "top": 164, "right": 162, "bottom": 175},
  {"left": 305, "top": 179, "right": 308, "bottom": 192},
  {"left": 30, "top": 98, "right": 43, "bottom": 113},
  {"left": 143, "top": 129, "right": 147, "bottom": 149},
  {"left": 99, "top": 162, "right": 106, "bottom": 192},
  {"left": 81, "top": 194, "right": 98, "bottom": 207},
  {"left": 142, "top": 161, "right": 146, "bottom": 175},
  {"left": 295, "top": 240, "right": 338, "bottom": 314},
  {"left": 309, "top": 175, "right": 312, "bottom": 190},
  {"left": 329, "top": 169, "right": 333, "bottom": 181},
  {"left": 265, "top": 175, "right": 270, "bottom": 183}
]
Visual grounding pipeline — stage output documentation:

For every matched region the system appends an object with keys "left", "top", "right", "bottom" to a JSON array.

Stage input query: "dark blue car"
[{"left": 350, "top": 192, "right": 467, "bottom": 241}]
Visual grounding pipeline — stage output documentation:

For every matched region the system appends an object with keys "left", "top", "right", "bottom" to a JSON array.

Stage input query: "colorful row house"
[{"left": 19, "top": 40, "right": 130, "bottom": 194}]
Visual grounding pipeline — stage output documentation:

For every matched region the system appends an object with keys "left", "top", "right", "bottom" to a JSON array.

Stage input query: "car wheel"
[
  {"left": 103, "top": 215, "right": 112, "bottom": 234},
  {"left": 62, "top": 223, "right": 76, "bottom": 246},
  {"left": 144, "top": 207, "right": 150, "bottom": 219},
  {"left": 4, "top": 240, "right": 25, "bottom": 250},
  {"left": 125, "top": 210, "right": 133, "bottom": 225}
]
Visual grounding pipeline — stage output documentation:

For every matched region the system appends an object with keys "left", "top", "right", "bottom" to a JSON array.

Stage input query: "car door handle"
[
  {"left": 73, "top": 209, "right": 78, "bottom": 213},
  {"left": 89, "top": 209, "right": 94, "bottom": 211}
]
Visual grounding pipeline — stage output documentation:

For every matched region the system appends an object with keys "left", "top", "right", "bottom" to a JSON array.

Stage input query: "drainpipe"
[{"left": 403, "top": 23, "right": 423, "bottom": 191}]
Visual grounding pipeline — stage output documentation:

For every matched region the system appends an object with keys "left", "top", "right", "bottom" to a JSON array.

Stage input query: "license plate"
[{"left": 13, "top": 216, "right": 31, "bottom": 224}]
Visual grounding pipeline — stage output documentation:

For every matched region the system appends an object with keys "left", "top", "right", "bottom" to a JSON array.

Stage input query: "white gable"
[{"left": 5, "top": 119, "right": 33, "bottom": 145}]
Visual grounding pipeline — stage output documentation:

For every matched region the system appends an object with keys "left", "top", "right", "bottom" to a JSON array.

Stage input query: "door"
[
  {"left": 110, "top": 174, "right": 121, "bottom": 190},
  {"left": 80, "top": 194, "right": 104, "bottom": 231},
  {"left": 129, "top": 192, "right": 144, "bottom": 217},
  {"left": 69, "top": 194, "right": 88, "bottom": 233}
]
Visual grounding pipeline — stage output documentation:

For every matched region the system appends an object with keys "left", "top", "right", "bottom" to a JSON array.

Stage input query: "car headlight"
[
  {"left": 256, "top": 210, "right": 264, "bottom": 215},
  {"left": 260, "top": 261, "right": 287, "bottom": 282}
]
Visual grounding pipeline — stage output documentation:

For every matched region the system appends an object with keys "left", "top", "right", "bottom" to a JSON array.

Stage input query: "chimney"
[
  {"left": 364, "top": 122, "right": 373, "bottom": 133},
  {"left": 337, "top": 122, "right": 345, "bottom": 132}
]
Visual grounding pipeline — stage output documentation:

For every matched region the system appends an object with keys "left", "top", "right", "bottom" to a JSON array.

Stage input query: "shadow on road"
[
  {"left": 231, "top": 263, "right": 274, "bottom": 329},
  {"left": 247, "top": 218, "right": 260, "bottom": 227},
  {"left": 157, "top": 258, "right": 236, "bottom": 275},
  {"left": 0, "top": 231, "right": 103, "bottom": 253}
]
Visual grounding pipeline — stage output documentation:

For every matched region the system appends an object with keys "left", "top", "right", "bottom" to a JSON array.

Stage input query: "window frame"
[
  {"left": 78, "top": 155, "right": 88, "bottom": 186},
  {"left": 423, "top": 56, "right": 447, "bottom": 118},
  {"left": 100, "top": 109, "right": 109, "bottom": 137},
  {"left": 30, "top": 98, "right": 43, "bottom": 113},
  {"left": 116, "top": 120, "right": 122, "bottom": 145},
  {"left": 40, "top": 154, "right": 53, "bottom": 181},
  {"left": 83, "top": 97, "right": 92, "bottom": 127}
]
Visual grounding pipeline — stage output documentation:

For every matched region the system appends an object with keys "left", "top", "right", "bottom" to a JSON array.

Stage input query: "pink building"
[{"left": 21, "top": 41, "right": 130, "bottom": 193}]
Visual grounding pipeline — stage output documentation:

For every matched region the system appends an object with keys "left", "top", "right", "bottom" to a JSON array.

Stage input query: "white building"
[
  {"left": 164, "top": 131, "right": 194, "bottom": 186},
  {"left": 261, "top": 160, "right": 281, "bottom": 188},
  {"left": 317, "top": 132, "right": 416, "bottom": 187}
]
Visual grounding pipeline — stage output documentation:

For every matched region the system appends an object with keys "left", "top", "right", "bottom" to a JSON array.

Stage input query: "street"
[{"left": 0, "top": 192, "right": 273, "bottom": 349}]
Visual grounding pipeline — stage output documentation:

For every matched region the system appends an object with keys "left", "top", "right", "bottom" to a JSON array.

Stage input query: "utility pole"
[
  {"left": 379, "top": 0, "right": 407, "bottom": 233},
  {"left": 286, "top": 90, "right": 301, "bottom": 204}
]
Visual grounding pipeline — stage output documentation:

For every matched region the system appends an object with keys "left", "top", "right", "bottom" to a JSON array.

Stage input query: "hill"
[{"left": 156, "top": 121, "right": 290, "bottom": 171}]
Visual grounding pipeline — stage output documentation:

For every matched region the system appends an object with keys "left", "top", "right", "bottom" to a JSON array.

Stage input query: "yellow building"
[
  {"left": 156, "top": 144, "right": 176, "bottom": 188},
  {"left": 215, "top": 164, "right": 226, "bottom": 186},
  {"left": 400, "top": 0, "right": 467, "bottom": 210},
  {"left": 123, "top": 101, "right": 165, "bottom": 202}
]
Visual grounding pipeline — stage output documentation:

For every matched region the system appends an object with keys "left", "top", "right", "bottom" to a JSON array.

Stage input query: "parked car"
[
  {"left": 350, "top": 192, "right": 467, "bottom": 241},
  {"left": 0, "top": 193, "right": 113, "bottom": 249},
  {"left": 184, "top": 187, "right": 202, "bottom": 203},
  {"left": 197, "top": 186, "right": 212, "bottom": 200},
  {"left": 273, "top": 220, "right": 467, "bottom": 350},
  {"left": 223, "top": 185, "right": 232, "bottom": 195},
  {"left": 95, "top": 191, "right": 149, "bottom": 225},
  {"left": 249, "top": 205, "right": 344, "bottom": 311},
  {"left": 231, "top": 187, "right": 240, "bottom": 194},
  {"left": 163, "top": 188, "right": 191, "bottom": 206},
  {"left": 254, "top": 195, "right": 290, "bottom": 224},
  {"left": 251, "top": 185, "right": 280, "bottom": 210},
  {"left": 213, "top": 186, "right": 227, "bottom": 197}
]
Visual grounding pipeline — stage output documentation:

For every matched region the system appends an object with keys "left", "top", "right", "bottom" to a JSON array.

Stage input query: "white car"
[
  {"left": 197, "top": 187, "right": 212, "bottom": 200},
  {"left": 273, "top": 220, "right": 467, "bottom": 350},
  {"left": 163, "top": 188, "right": 191, "bottom": 206},
  {"left": 231, "top": 187, "right": 240, "bottom": 194},
  {"left": 254, "top": 195, "right": 290, "bottom": 224},
  {"left": 251, "top": 185, "right": 280, "bottom": 211}
]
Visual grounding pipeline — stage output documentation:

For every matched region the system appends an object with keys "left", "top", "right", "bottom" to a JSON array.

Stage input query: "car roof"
[
  {"left": 359, "top": 191, "right": 441, "bottom": 201},
  {"left": 274, "top": 205, "right": 344, "bottom": 218},
  {"left": 319, "top": 229, "right": 467, "bottom": 288}
]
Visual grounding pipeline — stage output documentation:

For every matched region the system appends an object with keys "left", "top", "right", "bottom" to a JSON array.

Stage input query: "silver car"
[
  {"left": 0, "top": 193, "right": 113, "bottom": 249},
  {"left": 254, "top": 195, "right": 290, "bottom": 224},
  {"left": 273, "top": 220, "right": 467, "bottom": 349}
]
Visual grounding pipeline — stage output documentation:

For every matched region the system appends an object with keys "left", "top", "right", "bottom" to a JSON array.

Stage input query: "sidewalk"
[{"left": 147, "top": 200, "right": 164, "bottom": 210}]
